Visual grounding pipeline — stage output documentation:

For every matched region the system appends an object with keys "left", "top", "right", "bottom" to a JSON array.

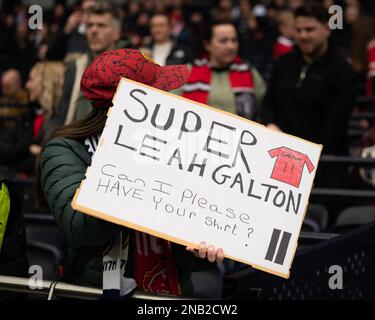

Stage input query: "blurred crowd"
[{"left": 0, "top": 0, "right": 374, "bottom": 182}]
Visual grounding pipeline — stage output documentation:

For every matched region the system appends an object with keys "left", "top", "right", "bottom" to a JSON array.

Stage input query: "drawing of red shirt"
[{"left": 268, "top": 147, "right": 315, "bottom": 188}]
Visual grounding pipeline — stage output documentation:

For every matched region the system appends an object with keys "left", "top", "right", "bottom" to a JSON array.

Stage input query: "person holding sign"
[{"left": 36, "top": 49, "right": 224, "bottom": 298}]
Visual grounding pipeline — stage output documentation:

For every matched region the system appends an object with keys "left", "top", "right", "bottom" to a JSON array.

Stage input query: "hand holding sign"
[{"left": 186, "top": 241, "right": 225, "bottom": 263}]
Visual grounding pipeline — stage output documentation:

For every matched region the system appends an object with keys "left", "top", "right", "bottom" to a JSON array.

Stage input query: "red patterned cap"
[{"left": 80, "top": 48, "right": 189, "bottom": 108}]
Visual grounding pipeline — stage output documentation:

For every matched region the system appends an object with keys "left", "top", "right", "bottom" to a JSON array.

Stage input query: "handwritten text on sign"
[{"left": 72, "top": 78, "right": 322, "bottom": 278}]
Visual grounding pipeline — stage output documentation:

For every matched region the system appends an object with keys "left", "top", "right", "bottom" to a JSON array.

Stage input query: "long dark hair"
[{"left": 35, "top": 107, "right": 109, "bottom": 210}]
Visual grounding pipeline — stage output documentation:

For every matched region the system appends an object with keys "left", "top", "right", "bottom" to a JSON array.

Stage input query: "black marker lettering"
[
  {"left": 167, "top": 148, "right": 183, "bottom": 170},
  {"left": 125, "top": 89, "right": 148, "bottom": 122},
  {"left": 151, "top": 103, "right": 175, "bottom": 130},
  {"left": 187, "top": 153, "right": 207, "bottom": 177},
  {"left": 101, "top": 164, "right": 115, "bottom": 177},
  {"left": 204, "top": 121, "right": 235, "bottom": 159},
  {"left": 232, "top": 130, "right": 257, "bottom": 173},
  {"left": 178, "top": 111, "right": 202, "bottom": 140},
  {"left": 114, "top": 125, "right": 137, "bottom": 151},
  {"left": 212, "top": 164, "right": 231, "bottom": 185}
]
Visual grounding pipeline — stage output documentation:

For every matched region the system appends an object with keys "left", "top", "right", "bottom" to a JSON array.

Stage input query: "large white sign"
[{"left": 72, "top": 78, "right": 322, "bottom": 278}]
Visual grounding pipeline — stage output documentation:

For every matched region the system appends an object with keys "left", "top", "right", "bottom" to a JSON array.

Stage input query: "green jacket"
[{"left": 40, "top": 137, "right": 214, "bottom": 296}]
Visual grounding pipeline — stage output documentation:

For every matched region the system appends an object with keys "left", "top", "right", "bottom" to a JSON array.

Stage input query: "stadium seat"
[
  {"left": 302, "top": 204, "right": 329, "bottom": 232},
  {"left": 331, "top": 205, "right": 375, "bottom": 234},
  {"left": 24, "top": 213, "right": 63, "bottom": 281}
]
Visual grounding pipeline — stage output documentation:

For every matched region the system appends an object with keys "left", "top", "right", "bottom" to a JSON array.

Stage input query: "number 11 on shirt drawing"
[{"left": 268, "top": 147, "right": 315, "bottom": 188}]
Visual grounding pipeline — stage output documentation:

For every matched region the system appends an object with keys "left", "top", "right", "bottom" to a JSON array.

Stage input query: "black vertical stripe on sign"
[
  {"left": 265, "top": 229, "right": 281, "bottom": 262},
  {"left": 274, "top": 231, "right": 292, "bottom": 265}
]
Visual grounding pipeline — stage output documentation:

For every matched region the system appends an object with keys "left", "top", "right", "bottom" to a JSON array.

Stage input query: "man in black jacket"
[{"left": 261, "top": 3, "right": 356, "bottom": 187}]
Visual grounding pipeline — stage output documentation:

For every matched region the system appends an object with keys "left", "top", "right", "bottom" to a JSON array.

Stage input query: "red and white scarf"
[
  {"left": 84, "top": 134, "right": 181, "bottom": 298},
  {"left": 182, "top": 56, "right": 256, "bottom": 119}
]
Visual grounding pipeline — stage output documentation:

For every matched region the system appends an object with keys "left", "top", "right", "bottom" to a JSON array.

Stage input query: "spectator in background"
[
  {"left": 170, "top": 8, "right": 190, "bottom": 45},
  {"left": 350, "top": 16, "right": 375, "bottom": 97},
  {"left": 141, "top": 13, "right": 192, "bottom": 66},
  {"left": 123, "top": 1, "right": 144, "bottom": 48},
  {"left": 273, "top": 10, "right": 295, "bottom": 60},
  {"left": 0, "top": 69, "right": 27, "bottom": 104},
  {"left": 0, "top": 69, "right": 29, "bottom": 174},
  {"left": 11, "top": 20, "right": 37, "bottom": 83},
  {"left": 44, "top": 2, "right": 125, "bottom": 141},
  {"left": 50, "top": 2, "right": 69, "bottom": 32},
  {"left": 0, "top": 13, "right": 15, "bottom": 75},
  {"left": 180, "top": 20, "right": 266, "bottom": 124},
  {"left": 33, "top": 22, "right": 51, "bottom": 61},
  {"left": 0, "top": 69, "right": 28, "bottom": 146},
  {"left": 211, "top": 0, "right": 235, "bottom": 22},
  {"left": 0, "top": 62, "right": 65, "bottom": 177},
  {"left": 46, "top": 0, "right": 96, "bottom": 61},
  {"left": 185, "top": 10, "right": 208, "bottom": 58},
  {"left": 345, "top": 3, "right": 361, "bottom": 25},
  {"left": 238, "top": 2, "right": 277, "bottom": 82},
  {"left": 237, "top": 0, "right": 253, "bottom": 30},
  {"left": 138, "top": 11, "right": 151, "bottom": 39},
  {"left": 25, "top": 62, "right": 65, "bottom": 156},
  {"left": 331, "top": 2, "right": 361, "bottom": 59},
  {"left": 261, "top": 3, "right": 356, "bottom": 188},
  {"left": 125, "top": 1, "right": 141, "bottom": 31}
]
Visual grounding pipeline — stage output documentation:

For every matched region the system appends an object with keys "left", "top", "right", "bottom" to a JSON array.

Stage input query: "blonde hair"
[{"left": 31, "top": 62, "right": 65, "bottom": 120}]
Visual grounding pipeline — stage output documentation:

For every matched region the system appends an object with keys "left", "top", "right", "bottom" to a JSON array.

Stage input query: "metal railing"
[
  {"left": 311, "top": 188, "right": 375, "bottom": 201},
  {"left": 319, "top": 155, "right": 375, "bottom": 167},
  {"left": 298, "top": 231, "right": 339, "bottom": 245},
  {"left": 0, "top": 275, "right": 192, "bottom": 300}
]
